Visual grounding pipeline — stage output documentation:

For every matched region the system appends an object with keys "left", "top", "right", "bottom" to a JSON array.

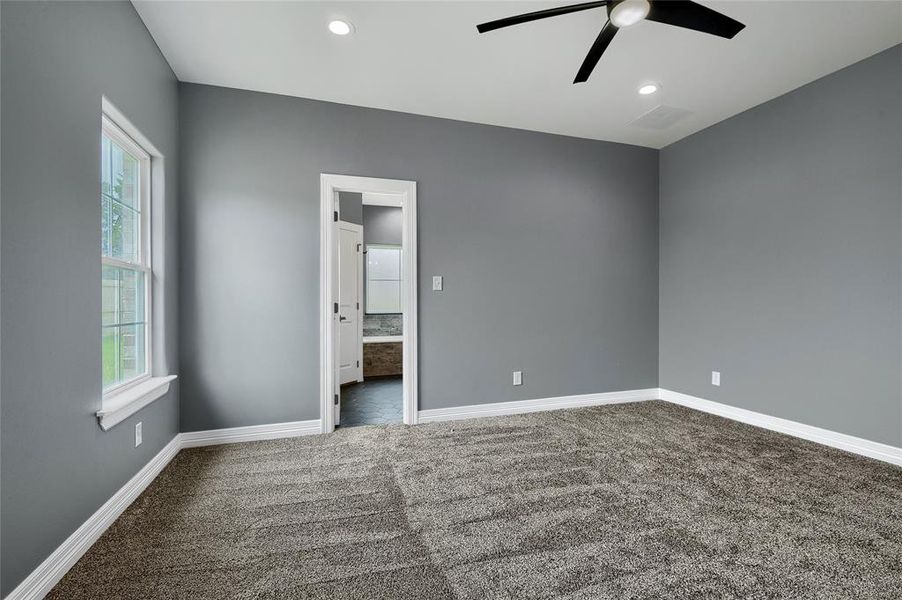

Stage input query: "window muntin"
[
  {"left": 101, "top": 116, "right": 151, "bottom": 393},
  {"left": 366, "top": 245, "right": 402, "bottom": 314}
]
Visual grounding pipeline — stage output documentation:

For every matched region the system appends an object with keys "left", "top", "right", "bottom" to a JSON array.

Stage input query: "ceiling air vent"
[{"left": 629, "top": 105, "right": 692, "bottom": 130}]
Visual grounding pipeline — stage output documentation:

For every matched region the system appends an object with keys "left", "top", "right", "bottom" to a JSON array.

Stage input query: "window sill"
[{"left": 97, "top": 375, "right": 177, "bottom": 431}]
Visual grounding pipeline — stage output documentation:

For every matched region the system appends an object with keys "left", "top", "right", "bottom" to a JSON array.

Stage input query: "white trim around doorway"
[{"left": 319, "top": 174, "right": 418, "bottom": 433}]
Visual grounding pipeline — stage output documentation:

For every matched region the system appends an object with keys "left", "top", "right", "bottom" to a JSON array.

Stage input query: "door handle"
[{"left": 339, "top": 316, "right": 348, "bottom": 321}]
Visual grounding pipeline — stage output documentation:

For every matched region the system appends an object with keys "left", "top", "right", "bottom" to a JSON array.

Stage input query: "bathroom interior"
[{"left": 338, "top": 191, "right": 403, "bottom": 427}]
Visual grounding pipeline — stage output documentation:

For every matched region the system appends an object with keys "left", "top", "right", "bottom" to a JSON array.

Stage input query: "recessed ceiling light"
[
  {"left": 638, "top": 83, "right": 659, "bottom": 95},
  {"left": 610, "top": 0, "right": 651, "bottom": 28},
  {"left": 328, "top": 20, "right": 352, "bottom": 36}
]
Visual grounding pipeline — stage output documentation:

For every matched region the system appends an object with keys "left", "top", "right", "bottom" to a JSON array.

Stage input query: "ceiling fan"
[{"left": 476, "top": 0, "right": 745, "bottom": 84}]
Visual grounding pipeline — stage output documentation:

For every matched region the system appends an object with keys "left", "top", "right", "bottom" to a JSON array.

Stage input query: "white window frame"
[
  {"left": 96, "top": 101, "right": 176, "bottom": 432},
  {"left": 365, "top": 243, "right": 403, "bottom": 315},
  {"left": 101, "top": 114, "right": 154, "bottom": 397}
]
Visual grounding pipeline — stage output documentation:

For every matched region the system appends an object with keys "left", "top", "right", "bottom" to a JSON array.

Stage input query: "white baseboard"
[
  {"left": 6, "top": 419, "right": 322, "bottom": 600},
  {"left": 417, "top": 388, "right": 659, "bottom": 423},
  {"left": 659, "top": 389, "right": 902, "bottom": 467},
  {"left": 5, "top": 436, "right": 182, "bottom": 600},
  {"left": 179, "top": 419, "right": 322, "bottom": 448},
  {"left": 416, "top": 387, "right": 902, "bottom": 467}
]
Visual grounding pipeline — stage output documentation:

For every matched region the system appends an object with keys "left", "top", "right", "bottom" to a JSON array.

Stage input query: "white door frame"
[{"left": 320, "top": 174, "right": 418, "bottom": 433}]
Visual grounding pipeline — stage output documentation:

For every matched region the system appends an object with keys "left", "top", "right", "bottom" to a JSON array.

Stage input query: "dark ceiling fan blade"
[
  {"left": 646, "top": 0, "right": 745, "bottom": 39},
  {"left": 477, "top": 1, "right": 608, "bottom": 33},
  {"left": 573, "top": 20, "right": 618, "bottom": 83}
]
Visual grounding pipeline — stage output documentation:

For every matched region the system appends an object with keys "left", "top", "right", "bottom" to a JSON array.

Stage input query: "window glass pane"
[
  {"left": 119, "top": 268, "right": 144, "bottom": 324},
  {"left": 102, "top": 265, "right": 119, "bottom": 326},
  {"left": 109, "top": 202, "right": 139, "bottom": 263},
  {"left": 109, "top": 138, "right": 140, "bottom": 209},
  {"left": 102, "top": 266, "right": 145, "bottom": 326},
  {"left": 102, "top": 327, "right": 119, "bottom": 388},
  {"left": 102, "top": 132, "right": 141, "bottom": 263},
  {"left": 101, "top": 135, "right": 112, "bottom": 197},
  {"left": 102, "top": 265, "right": 147, "bottom": 390},
  {"left": 118, "top": 324, "right": 146, "bottom": 383},
  {"left": 367, "top": 247, "right": 401, "bottom": 280},
  {"left": 101, "top": 194, "right": 112, "bottom": 257},
  {"left": 367, "top": 280, "right": 401, "bottom": 313}
]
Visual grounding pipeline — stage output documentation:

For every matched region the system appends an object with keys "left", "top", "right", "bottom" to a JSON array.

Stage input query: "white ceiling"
[{"left": 134, "top": 1, "right": 902, "bottom": 149}]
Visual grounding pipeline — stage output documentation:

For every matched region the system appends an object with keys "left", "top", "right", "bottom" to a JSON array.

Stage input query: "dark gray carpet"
[
  {"left": 340, "top": 376, "right": 403, "bottom": 427},
  {"left": 49, "top": 401, "right": 902, "bottom": 599}
]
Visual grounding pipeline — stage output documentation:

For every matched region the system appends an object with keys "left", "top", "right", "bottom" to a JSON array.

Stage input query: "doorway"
[{"left": 319, "top": 174, "right": 418, "bottom": 433}]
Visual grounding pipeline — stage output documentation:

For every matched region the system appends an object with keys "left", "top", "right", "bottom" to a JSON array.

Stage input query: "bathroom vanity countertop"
[{"left": 363, "top": 336, "right": 403, "bottom": 344}]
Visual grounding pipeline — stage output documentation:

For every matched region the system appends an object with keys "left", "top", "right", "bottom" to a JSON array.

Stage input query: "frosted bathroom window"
[{"left": 366, "top": 245, "right": 401, "bottom": 314}]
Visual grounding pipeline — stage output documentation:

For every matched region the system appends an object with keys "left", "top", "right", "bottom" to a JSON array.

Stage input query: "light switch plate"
[
  {"left": 432, "top": 276, "right": 443, "bottom": 291},
  {"left": 135, "top": 422, "right": 143, "bottom": 447},
  {"left": 711, "top": 371, "right": 721, "bottom": 386},
  {"left": 512, "top": 371, "right": 522, "bottom": 386}
]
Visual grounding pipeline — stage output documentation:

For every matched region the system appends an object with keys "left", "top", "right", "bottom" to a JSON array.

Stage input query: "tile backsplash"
[{"left": 364, "top": 314, "right": 402, "bottom": 337}]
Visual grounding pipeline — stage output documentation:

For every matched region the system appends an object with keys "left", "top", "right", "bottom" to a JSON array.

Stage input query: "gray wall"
[
  {"left": 179, "top": 83, "right": 659, "bottom": 431},
  {"left": 363, "top": 205, "right": 402, "bottom": 246},
  {"left": 1, "top": 1, "right": 179, "bottom": 594},
  {"left": 338, "top": 191, "right": 362, "bottom": 225},
  {"left": 659, "top": 45, "right": 902, "bottom": 446}
]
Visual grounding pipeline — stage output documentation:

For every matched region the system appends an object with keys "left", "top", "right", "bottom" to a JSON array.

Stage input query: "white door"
[{"left": 338, "top": 221, "right": 363, "bottom": 387}]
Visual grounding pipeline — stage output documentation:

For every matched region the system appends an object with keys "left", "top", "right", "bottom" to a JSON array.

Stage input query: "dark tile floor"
[{"left": 339, "top": 376, "right": 403, "bottom": 427}]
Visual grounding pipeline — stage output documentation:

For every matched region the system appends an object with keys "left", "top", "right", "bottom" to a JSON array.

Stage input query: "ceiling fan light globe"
[
  {"left": 610, "top": 0, "right": 650, "bottom": 28},
  {"left": 328, "top": 20, "right": 352, "bottom": 36}
]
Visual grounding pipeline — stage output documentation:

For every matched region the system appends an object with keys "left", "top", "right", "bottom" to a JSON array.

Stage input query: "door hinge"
[
  {"left": 333, "top": 210, "right": 338, "bottom": 222},
  {"left": 357, "top": 243, "right": 361, "bottom": 252},
  {"left": 333, "top": 302, "right": 338, "bottom": 314},
  {"left": 356, "top": 302, "right": 359, "bottom": 310},
  {"left": 334, "top": 394, "right": 339, "bottom": 405},
  {"left": 356, "top": 360, "right": 360, "bottom": 368}
]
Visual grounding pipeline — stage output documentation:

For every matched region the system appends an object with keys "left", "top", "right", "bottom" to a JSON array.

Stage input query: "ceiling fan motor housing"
[{"left": 608, "top": 0, "right": 652, "bottom": 28}]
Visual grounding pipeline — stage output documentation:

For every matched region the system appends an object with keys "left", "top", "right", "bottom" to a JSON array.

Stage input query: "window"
[
  {"left": 366, "top": 245, "right": 402, "bottom": 314},
  {"left": 101, "top": 116, "right": 151, "bottom": 394}
]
